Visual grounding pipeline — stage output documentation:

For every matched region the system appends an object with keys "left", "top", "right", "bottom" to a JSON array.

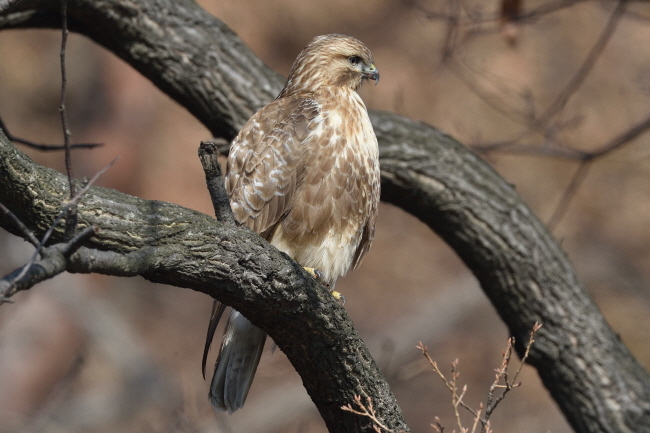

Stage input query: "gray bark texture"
[{"left": 1, "top": 1, "right": 649, "bottom": 432}]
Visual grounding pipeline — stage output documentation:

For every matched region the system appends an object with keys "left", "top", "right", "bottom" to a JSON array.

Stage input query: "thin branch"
[
  {"left": 412, "top": 0, "right": 591, "bottom": 27},
  {"left": 0, "top": 202, "right": 40, "bottom": 247},
  {"left": 62, "top": 225, "right": 99, "bottom": 256},
  {"left": 474, "top": 112, "right": 650, "bottom": 161},
  {"left": 0, "top": 242, "right": 154, "bottom": 302},
  {"left": 472, "top": 140, "right": 588, "bottom": 159},
  {"left": 485, "top": 337, "right": 515, "bottom": 416},
  {"left": 1, "top": 242, "right": 81, "bottom": 302},
  {"left": 0, "top": 157, "right": 117, "bottom": 298},
  {"left": 440, "top": 0, "right": 462, "bottom": 63},
  {"left": 416, "top": 343, "right": 480, "bottom": 421},
  {"left": 547, "top": 160, "right": 591, "bottom": 230},
  {"left": 588, "top": 113, "right": 650, "bottom": 159},
  {"left": 418, "top": 323, "right": 542, "bottom": 433},
  {"left": 455, "top": 0, "right": 626, "bottom": 160},
  {"left": 341, "top": 395, "right": 404, "bottom": 433},
  {"left": 0, "top": 117, "right": 103, "bottom": 151},
  {"left": 198, "top": 140, "right": 235, "bottom": 225},
  {"left": 537, "top": 0, "right": 627, "bottom": 125},
  {"left": 544, "top": 113, "right": 650, "bottom": 228},
  {"left": 518, "top": 0, "right": 591, "bottom": 23},
  {"left": 74, "top": 156, "right": 120, "bottom": 199},
  {"left": 447, "top": 57, "right": 543, "bottom": 131},
  {"left": 511, "top": 322, "right": 542, "bottom": 384},
  {"left": 59, "top": 0, "right": 77, "bottom": 240},
  {"left": 485, "top": 322, "right": 542, "bottom": 417},
  {"left": 59, "top": 0, "right": 73, "bottom": 191}
]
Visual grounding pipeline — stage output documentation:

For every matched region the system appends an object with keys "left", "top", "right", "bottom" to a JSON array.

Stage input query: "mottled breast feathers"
[{"left": 226, "top": 87, "right": 379, "bottom": 285}]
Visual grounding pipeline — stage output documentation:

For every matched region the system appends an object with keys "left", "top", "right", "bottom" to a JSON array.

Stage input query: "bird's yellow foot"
[
  {"left": 303, "top": 267, "right": 345, "bottom": 304},
  {"left": 303, "top": 267, "right": 328, "bottom": 287},
  {"left": 332, "top": 291, "right": 346, "bottom": 306}
]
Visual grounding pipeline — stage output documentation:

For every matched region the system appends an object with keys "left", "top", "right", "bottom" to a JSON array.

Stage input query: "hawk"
[{"left": 203, "top": 34, "right": 380, "bottom": 413}]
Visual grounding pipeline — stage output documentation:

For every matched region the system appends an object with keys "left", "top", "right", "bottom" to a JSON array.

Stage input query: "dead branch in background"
[
  {"left": 0, "top": 117, "right": 102, "bottom": 151},
  {"left": 536, "top": 0, "right": 626, "bottom": 126},
  {"left": 416, "top": 0, "right": 639, "bottom": 228},
  {"left": 342, "top": 322, "right": 542, "bottom": 433},
  {"left": 342, "top": 395, "right": 405, "bottom": 433},
  {"left": 418, "top": 322, "right": 542, "bottom": 433},
  {"left": 58, "top": 0, "right": 78, "bottom": 239},
  {"left": 535, "top": 112, "right": 650, "bottom": 229}
]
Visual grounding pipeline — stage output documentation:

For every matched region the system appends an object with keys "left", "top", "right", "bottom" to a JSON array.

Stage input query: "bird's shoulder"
[
  {"left": 226, "top": 96, "right": 322, "bottom": 235},
  {"left": 239, "top": 96, "right": 322, "bottom": 145}
]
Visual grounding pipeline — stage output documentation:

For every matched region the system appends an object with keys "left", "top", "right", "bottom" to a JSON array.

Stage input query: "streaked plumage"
[{"left": 204, "top": 34, "right": 380, "bottom": 413}]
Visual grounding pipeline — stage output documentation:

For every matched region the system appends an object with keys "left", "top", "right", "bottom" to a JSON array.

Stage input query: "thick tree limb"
[
  {"left": 372, "top": 112, "right": 650, "bottom": 433},
  {"left": 0, "top": 129, "right": 408, "bottom": 433},
  {"left": 1, "top": 1, "right": 650, "bottom": 432}
]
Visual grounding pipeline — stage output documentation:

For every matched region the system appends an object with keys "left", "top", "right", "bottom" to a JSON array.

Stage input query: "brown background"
[{"left": 1, "top": 1, "right": 649, "bottom": 432}]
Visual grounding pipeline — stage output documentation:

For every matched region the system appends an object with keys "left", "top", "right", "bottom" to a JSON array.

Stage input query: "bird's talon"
[
  {"left": 304, "top": 267, "right": 330, "bottom": 287},
  {"left": 332, "top": 291, "right": 346, "bottom": 306}
]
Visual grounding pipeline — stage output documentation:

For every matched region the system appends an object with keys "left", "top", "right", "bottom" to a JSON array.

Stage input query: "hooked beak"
[{"left": 363, "top": 64, "right": 380, "bottom": 85}]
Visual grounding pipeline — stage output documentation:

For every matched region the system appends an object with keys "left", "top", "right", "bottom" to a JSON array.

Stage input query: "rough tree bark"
[
  {"left": 0, "top": 1, "right": 649, "bottom": 433},
  {"left": 0, "top": 130, "right": 408, "bottom": 433}
]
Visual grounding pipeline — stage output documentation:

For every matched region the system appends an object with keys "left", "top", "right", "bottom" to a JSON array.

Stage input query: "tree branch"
[
  {"left": 1, "top": 1, "right": 649, "bottom": 432},
  {"left": 0, "top": 226, "right": 96, "bottom": 300},
  {"left": 0, "top": 128, "right": 408, "bottom": 433},
  {"left": 198, "top": 140, "right": 235, "bottom": 225}
]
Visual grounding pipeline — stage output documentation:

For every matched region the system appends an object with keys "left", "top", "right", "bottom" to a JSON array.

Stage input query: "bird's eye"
[{"left": 348, "top": 56, "right": 361, "bottom": 67}]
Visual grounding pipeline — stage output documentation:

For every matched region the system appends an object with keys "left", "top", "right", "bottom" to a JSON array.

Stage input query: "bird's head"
[{"left": 280, "top": 34, "right": 379, "bottom": 97}]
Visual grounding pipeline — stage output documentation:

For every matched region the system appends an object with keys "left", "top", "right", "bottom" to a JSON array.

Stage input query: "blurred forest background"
[{"left": 1, "top": 0, "right": 650, "bottom": 432}]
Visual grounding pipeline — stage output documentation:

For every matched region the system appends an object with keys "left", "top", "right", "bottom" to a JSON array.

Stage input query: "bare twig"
[
  {"left": 0, "top": 202, "right": 40, "bottom": 247},
  {"left": 453, "top": 0, "right": 627, "bottom": 172},
  {"left": 0, "top": 158, "right": 117, "bottom": 300},
  {"left": 63, "top": 226, "right": 99, "bottom": 256},
  {"left": 0, "top": 117, "right": 102, "bottom": 151},
  {"left": 419, "top": 322, "right": 542, "bottom": 433},
  {"left": 412, "top": 0, "right": 591, "bottom": 28},
  {"left": 544, "top": 113, "right": 650, "bottom": 228},
  {"left": 59, "top": 0, "right": 78, "bottom": 241},
  {"left": 341, "top": 395, "right": 404, "bottom": 433},
  {"left": 474, "top": 112, "right": 650, "bottom": 161},
  {"left": 440, "top": 0, "right": 462, "bottom": 63},
  {"left": 417, "top": 343, "right": 480, "bottom": 426},
  {"left": 518, "top": 0, "right": 590, "bottom": 23},
  {"left": 59, "top": 0, "right": 73, "bottom": 193},
  {"left": 587, "top": 113, "right": 650, "bottom": 159},
  {"left": 537, "top": 0, "right": 627, "bottom": 126},
  {"left": 547, "top": 161, "right": 591, "bottom": 230},
  {"left": 486, "top": 322, "right": 543, "bottom": 419},
  {"left": 0, "top": 235, "right": 92, "bottom": 302},
  {"left": 431, "top": 416, "right": 446, "bottom": 433}
]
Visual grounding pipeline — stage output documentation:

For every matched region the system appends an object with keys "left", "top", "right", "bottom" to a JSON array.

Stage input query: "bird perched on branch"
[{"left": 203, "top": 34, "right": 380, "bottom": 413}]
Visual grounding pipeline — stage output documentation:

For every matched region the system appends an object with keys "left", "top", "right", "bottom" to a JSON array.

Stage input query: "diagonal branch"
[
  {"left": 537, "top": 0, "right": 627, "bottom": 126},
  {"left": 0, "top": 127, "right": 409, "bottom": 433}
]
